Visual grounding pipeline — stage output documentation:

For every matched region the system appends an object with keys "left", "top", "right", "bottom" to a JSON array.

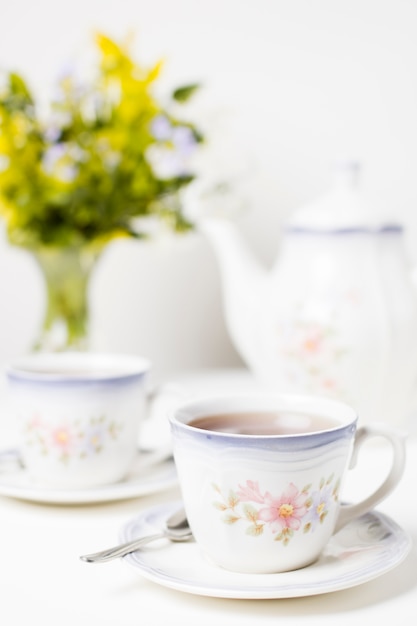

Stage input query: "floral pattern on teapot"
[
  {"left": 24, "top": 413, "right": 123, "bottom": 463},
  {"left": 275, "top": 302, "right": 350, "bottom": 397},
  {"left": 212, "top": 474, "right": 340, "bottom": 545}
]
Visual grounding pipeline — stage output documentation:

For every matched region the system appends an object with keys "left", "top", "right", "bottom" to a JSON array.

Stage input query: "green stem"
[{"left": 32, "top": 245, "right": 101, "bottom": 352}]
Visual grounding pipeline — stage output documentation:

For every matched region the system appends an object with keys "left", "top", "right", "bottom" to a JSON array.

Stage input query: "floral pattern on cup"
[
  {"left": 212, "top": 474, "right": 341, "bottom": 545},
  {"left": 24, "top": 414, "right": 123, "bottom": 463}
]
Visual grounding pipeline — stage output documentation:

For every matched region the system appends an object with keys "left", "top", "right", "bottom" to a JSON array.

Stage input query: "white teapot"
[{"left": 200, "top": 161, "right": 417, "bottom": 426}]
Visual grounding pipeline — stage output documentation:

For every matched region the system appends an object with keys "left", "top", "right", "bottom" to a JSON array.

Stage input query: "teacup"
[
  {"left": 6, "top": 351, "right": 162, "bottom": 489},
  {"left": 169, "top": 392, "right": 406, "bottom": 574}
]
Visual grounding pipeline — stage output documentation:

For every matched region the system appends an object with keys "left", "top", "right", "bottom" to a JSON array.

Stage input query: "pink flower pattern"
[
  {"left": 257, "top": 483, "right": 308, "bottom": 533},
  {"left": 24, "top": 413, "right": 122, "bottom": 463},
  {"left": 213, "top": 474, "right": 340, "bottom": 545},
  {"left": 275, "top": 305, "right": 350, "bottom": 397}
]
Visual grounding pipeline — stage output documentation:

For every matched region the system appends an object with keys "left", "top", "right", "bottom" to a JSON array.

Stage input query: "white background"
[{"left": 1, "top": 0, "right": 417, "bottom": 384}]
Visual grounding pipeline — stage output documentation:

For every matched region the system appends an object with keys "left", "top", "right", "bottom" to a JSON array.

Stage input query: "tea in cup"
[
  {"left": 169, "top": 392, "right": 406, "bottom": 574},
  {"left": 6, "top": 351, "right": 161, "bottom": 489}
]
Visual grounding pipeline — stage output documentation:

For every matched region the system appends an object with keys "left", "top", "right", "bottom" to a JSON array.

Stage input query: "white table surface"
[{"left": 0, "top": 368, "right": 416, "bottom": 626}]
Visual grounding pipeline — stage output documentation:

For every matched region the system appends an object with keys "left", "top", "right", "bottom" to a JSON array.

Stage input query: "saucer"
[
  {"left": 120, "top": 501, "right": 412, "bottom": 599},
  {"left": 0, "top": 449, "right": 177, "bottom": 504}
]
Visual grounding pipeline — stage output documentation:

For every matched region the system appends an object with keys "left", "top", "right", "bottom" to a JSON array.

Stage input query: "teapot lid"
[{"left": 286, "top": 160, "right": 402, "bottom": 234}]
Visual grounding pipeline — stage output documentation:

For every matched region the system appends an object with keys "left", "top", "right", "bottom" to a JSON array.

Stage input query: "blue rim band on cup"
[{"left": 6, "top": 352, "right": 151, "bottom": 386}]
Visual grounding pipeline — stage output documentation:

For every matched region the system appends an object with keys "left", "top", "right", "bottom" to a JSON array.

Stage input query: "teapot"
[{"left": 200, "top": 161, "right": 417, "bottom": 427}]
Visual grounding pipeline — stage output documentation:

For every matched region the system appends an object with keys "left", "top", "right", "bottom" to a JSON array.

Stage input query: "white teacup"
[
  {"left": 6, "top": 351, "right": 160, "bottom": 489},
  {"left": 169, "top": 392, "right": 406, "bottom": 574}
]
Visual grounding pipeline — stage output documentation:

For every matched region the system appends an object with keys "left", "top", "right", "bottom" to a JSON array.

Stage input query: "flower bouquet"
[{"left": 0, "top": 33, "right": 203, "bottom": 350}]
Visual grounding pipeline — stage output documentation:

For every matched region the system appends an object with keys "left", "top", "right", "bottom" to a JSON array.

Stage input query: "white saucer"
[
  {"left": 0, "top": 450, "right": 177, "bottom": 504},
  {"left": 120, "top": 500, "right": 412, "bottom": 599}
]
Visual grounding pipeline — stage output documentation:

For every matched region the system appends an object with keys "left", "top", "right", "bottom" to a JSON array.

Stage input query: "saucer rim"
[
  {"left": 120, "top": 500, "right": 412, "bottom": 599},
  {"left": 0, "top": 450, "right": 177, "bottom": 504}
]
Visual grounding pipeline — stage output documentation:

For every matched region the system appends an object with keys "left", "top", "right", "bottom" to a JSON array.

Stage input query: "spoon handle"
[{"left": 80, "top": 531, "right": 165, "bottom": 563}]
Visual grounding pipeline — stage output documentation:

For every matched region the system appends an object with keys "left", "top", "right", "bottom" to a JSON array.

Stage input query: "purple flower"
[
  {"left": 41, "top": 143, "right": 78, "bottom": 182},
  {"left": 80, "top": 424, "right": 107, "bottom": 456},
  {"left": 150, "top": 115, "right": 172, "bottom": 141},
  {"left": 41, "top": 144, "right": 67, "bottom": 174},
  {"left": 305, "top": 485, "right": 333, "bottom": 530},
  {"left": 172, "top": 126, "right": 196, "bottom": 156}
]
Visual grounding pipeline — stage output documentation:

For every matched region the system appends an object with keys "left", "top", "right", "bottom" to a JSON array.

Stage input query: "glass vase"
[{"left": 31, "top": 245, "right": 102, "bottom": 352}]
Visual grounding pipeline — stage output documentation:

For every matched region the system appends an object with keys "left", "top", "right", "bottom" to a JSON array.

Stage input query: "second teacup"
[{"left": 6, "top": 351, "right": 154, "bottom": 489}]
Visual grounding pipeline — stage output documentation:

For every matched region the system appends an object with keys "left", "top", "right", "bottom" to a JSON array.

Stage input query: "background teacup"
[
  {"left": 169, "top": 392, "right": 406, "bottom": 574},
  {"left": 6, "top": 351, "right": 158, "bottom": 489}
]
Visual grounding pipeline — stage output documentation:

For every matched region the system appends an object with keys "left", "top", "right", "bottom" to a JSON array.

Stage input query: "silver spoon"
[{"left": 80, "top": 507, "right": 192, "bottom": 563}]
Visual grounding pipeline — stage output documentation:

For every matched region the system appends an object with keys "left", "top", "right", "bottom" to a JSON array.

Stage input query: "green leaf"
[
  {"left": 9, "top": 72, "right": 33, "bottom": 103},
  {"left": 172, "top": 84, "right": 200, "bottom": 103},
  {"left": 222, "top": 513, "right": 241, "bottom": 525},
  {"left": 246, "top": 523, "right": 263, "bottom": 537},
  {"left": 242, "top": 504, "right": 258, "bottom": 523}
]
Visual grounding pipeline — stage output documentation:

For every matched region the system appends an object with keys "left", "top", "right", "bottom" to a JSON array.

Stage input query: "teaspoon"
[{"left": 80, "top": 506, "right": 192, "bottom": 563}]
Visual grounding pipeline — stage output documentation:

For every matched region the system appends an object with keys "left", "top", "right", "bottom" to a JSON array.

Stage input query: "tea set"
[{"left": 0, "top": 160, "right": 413, "bottom": 597}]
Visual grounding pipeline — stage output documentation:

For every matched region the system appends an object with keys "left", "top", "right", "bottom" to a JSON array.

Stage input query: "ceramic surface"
[
  {"left": 120, "top": 500, "right": 412, "bottom": 599},
  {"left": 200, "top": 162, "right": 417, "bottom": 427},
  {"left": 0, "top": 450, "right": 177, "bottom": 504},
  {"left": 6, "top": 352, "right": 151, "bottom": 489}
]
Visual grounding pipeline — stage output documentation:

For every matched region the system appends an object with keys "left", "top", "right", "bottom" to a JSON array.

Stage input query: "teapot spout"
[
  {"left": 199, "top": 217, "right": 266, "bottom": 367},
  {"left": 199, "top": 217, "right": 265, "bottom": 292}
]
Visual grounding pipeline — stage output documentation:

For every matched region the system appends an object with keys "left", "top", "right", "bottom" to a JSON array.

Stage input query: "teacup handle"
[{"left": 334, "top": 424, "right": 406, "bottom": 533}]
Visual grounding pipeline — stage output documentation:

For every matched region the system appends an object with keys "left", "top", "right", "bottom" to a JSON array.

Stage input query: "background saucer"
[{"left": 0, "top": 452, "right": 177, "bottom": 504}]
